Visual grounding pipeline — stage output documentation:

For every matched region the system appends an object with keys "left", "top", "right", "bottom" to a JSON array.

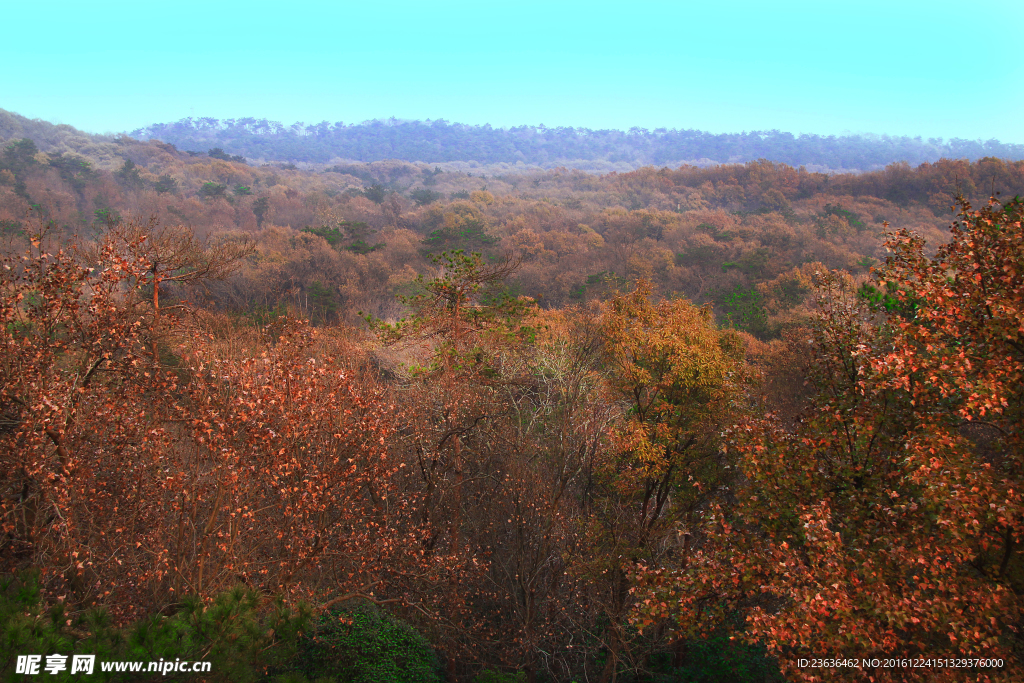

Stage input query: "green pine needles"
[
  {"left": 286, "top": 603, "right": 442, "bottom": 683},
  {"left": 1, "top": 573, "right": 312, "bottom": 683}
]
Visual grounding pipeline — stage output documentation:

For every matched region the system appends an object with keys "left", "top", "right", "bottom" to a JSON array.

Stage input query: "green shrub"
[
  {"left": 714, "top": 284, "right": 771, "bottom": 339},
  {"left": 661, "top": 634, "right": 784, "bottom": 683},
  {"left": 199, "top": 182, "right": 228, "bottom": 199},
  {"left": 0, "top": 572, "right": 310, "bottom": 683},
  {"left": 410, "top": 188, "right": 443, "bottom": 206},
  {"left": 288, "top": 603, "right": 441, "bottom": 683}
]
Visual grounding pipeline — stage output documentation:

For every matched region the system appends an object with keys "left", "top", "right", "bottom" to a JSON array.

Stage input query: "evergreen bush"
[{"left": 288, "top": 602, "right": 441, "bottom": 683}]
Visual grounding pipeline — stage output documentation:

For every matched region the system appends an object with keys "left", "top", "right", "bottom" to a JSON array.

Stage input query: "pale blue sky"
[{"left": 4, "top": 0, "right": 1022, "bottom": 141}]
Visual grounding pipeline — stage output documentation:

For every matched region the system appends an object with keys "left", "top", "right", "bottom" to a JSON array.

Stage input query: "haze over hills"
[
  {"left": 4, "top": 106, "right": 1022, "bottom": 173},
  {"left": 130, "top": 117, "right": 1024, "bottom": 172}
]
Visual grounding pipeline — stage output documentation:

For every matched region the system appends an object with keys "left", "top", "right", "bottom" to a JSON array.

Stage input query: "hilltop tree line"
[
  {"left": 1, "top": 128, "right": 1022, "bottom": 681},
  {"left": 128, "top": 116, "right": 1024, "bottom": 170}
]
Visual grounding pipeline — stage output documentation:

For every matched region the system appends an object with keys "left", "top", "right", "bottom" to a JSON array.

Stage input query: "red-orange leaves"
[
  {"left": 1, "top": 227, "right": 429, "bottom": 622},
  {"left": 634, "top": 196, "right": 1024, "bottom": 681}
]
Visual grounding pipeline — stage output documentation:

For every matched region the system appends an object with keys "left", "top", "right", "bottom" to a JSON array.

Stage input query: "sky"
[{"left": 3, "top": 0, "right": 1022, "bottom": 142}]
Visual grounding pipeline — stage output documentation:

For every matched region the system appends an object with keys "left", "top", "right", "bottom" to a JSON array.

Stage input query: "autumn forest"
[{"left": 1, "top": 109, "right": 1023, "bottom": 682}]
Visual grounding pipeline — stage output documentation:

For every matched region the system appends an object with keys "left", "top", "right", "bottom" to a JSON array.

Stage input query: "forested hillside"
[
  {"left": 2, "top": 121, "right": 1022, "bottom": 682},
  {"left": 129, "top": 116, "right": 1024, "bottom": 171},
  {"left": 2, "top": 124, "right": 1022, "bottom": 334}
]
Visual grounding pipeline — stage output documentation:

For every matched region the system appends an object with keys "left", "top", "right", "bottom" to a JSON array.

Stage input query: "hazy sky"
[{"left": 4, "top": 1, "right": 1022, "bottom": 141}]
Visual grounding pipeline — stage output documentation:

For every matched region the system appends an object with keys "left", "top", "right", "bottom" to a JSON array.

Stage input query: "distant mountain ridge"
[
  {"left": 130, "top": 117, "right": 1024, "bottom": 171},
  {"left": 3, "top": 107, "right": 1022, "bottom": 173}
]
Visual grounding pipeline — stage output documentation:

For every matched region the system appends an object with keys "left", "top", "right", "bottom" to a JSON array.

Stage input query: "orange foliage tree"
[
  {"left": 587, "top": 281, "right": 752, "bottom": 681},
  {"left": 635, "top": 196, "right": 1023, "bottom": 681},
  {"left": 0, "top": 223, "right": 435, "bottom": 621}
]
